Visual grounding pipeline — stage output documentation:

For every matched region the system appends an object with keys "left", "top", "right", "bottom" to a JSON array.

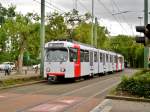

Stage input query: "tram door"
[{"left": 90, "top": 51, "right": 94, "bottom": 73}]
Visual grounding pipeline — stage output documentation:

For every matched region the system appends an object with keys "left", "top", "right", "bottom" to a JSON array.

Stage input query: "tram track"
[
  {"left": 0, "top": 69, "right": 136, "bottom": 112},
  {"left": 0, "top": 71, "right": 122, "bottom": 103},
  {"left": 18, "top": 76, "right": 121, "bottom": 112}
]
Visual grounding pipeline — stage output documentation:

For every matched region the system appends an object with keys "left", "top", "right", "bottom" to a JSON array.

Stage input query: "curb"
[
  {"left": 106, "top": 95, "right": 150, "bottom": 103},
  {"left": 0, "top": 80, "right": 47, "bottom": 90},
  {"left": 90, "top": 99, "right": 112, "bottom": 112}
]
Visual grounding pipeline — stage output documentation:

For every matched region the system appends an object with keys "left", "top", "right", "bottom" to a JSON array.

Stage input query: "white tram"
[{"left": 44, "top": 40, "right": 124, "bottom": 83}]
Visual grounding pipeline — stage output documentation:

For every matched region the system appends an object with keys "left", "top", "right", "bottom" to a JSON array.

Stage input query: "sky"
[{"left": 0, "top": 0, "right": 150, "bottom": 36}]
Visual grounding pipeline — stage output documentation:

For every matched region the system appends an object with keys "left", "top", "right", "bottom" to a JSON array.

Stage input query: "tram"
[{"left": 44, "top": 40, "right": 124, "bottom": 83}]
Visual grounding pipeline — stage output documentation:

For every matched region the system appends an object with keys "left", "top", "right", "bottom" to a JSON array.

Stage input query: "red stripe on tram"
[{"left": 73, "top": 44, "right": 81, "bottom": 78}]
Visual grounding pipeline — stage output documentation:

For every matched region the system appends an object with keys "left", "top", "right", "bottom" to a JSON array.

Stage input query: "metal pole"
[
  {"left": 144, "top": 0, "right": 148, "bottom": 69},
  {"left": 95, "top": 17, "right": 98, "bottom": 48},
  {"left": 91, "top": 0, "right": 94, "bottom": 46},
  {"left": 40, "top": 0, "right": 45, "bottom": 76},
  {"left": 75, "top": 0, "right": 77, "bottom": 10},
  {"left": 144, "top": 0, "right": 148, "bottom": 25},
  {"left": 138, "top": 16, "right": 143, "bottom": 26}
]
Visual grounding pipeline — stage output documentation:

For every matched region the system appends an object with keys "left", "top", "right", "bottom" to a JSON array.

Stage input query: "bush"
[{"left": 117, "top": 71, "right": 150, "bottom": 98}]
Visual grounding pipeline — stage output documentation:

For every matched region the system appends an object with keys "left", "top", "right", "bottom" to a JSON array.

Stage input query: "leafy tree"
[
  {"left": 45, "top": 12, "right": 67, "bottom": 41},
  {"left": 3, "top": 13, "right": 40, "bottom": 73},
  {"left": 108, "top": 35, "right": 144, "bottom": 68},
  {"left": 72, "top": 21, "right": 108, "bottom": 47}
]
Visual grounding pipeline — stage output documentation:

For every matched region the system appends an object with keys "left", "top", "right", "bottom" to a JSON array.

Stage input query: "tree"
[
  {"left": 45, "top": 12, "right": 67, "bottom": 41},
  {"left": 73, "top": 21, "right": 108, "bottom": 47},
  {"left": 108, "top": 35, "right": 144, "bottom": 68},
  {"left": 3, "top": 13, "right": 40, "bottom": 73}
]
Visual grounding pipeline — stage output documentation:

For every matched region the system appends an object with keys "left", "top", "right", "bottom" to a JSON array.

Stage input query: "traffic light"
[
  {"left": 145, "top": 24, "right": 150, "bottom": 38},
  {"left": 135, "top": 24, "right": 150, "bottom": 45},
  {"left": 135, "top": 36, "right": 145, "bottom": 44}
]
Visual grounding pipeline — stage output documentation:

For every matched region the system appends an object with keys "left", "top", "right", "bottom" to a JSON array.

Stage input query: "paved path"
[
  {"left": 0, "top": 70, "right": 40, "bottom": 80},
  {"left": 111, "top": 99, "right": 150, "bottom": 112},
  {"left": 0, "top": 69, "right": 137, "bottom": 112}
]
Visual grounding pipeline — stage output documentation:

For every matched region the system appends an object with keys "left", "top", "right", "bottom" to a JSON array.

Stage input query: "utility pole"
[
  {"left": 40, "top": 0, "right": 45, "bottom": 76},
  {"left": 94, "top": 17, "right": 98, "bottom": 48},
  {"left": 144, "top": 0, "right": 148, "bottom": 25},
  {"left": 75, "top": 0, "right": 77, "bottom": 10},
  {"left": 144, "top": 0, "right": 149, "bottom": 69},
  {"left": 91, "top": 0, "right": 94, "bottom": 46}
]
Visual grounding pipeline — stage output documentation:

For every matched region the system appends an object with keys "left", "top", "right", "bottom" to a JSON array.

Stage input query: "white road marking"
[{"left": 0, "top": 95, "right": 5, "bottom": 98}]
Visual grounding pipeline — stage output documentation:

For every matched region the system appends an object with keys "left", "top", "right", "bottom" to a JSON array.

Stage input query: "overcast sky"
[{"left": 1, "top": 0, "right": 150, "bottom": 36}]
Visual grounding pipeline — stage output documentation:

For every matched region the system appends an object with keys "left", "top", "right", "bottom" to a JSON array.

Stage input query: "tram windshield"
[{"left": 46, "top": 48, "right": 68, "bottom": 62}]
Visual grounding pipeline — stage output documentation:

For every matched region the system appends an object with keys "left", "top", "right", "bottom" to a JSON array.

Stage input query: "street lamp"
[{"left": 138, "top": 16, "right": 143, "bottom": 26}]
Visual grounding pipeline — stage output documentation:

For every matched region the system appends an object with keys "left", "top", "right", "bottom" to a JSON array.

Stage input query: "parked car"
[
  {"left": 0, "top": 63, "right": 5, "bottom": 70},
  {"left": 0, "top": 62, "right": 15, "bottom": 70},
  {"left": 0, "top": 63, "right": 12, "bottom": 71},
  {"left": 32, "top": 64, "right": 40, "bottom": 69}
]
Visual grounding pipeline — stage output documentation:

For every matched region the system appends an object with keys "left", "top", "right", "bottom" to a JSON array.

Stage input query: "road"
[{"left": 0, "top": 69, "right": 137, "bottom": 112}]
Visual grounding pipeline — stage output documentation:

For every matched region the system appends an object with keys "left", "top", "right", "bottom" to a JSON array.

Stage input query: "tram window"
[
  {"left": 112, "top": 56, "right": 114, "bottom": 63},
  {"left": 100, "top": 53, "right": 103, "bottom": 62},
  {"left": 110, "top": 55, "right": 111, "bottom": 63},
  {"left": 94, "top": 52, "right": 98, "bottom": 62},
  {"left": 115, "top": 56, "right": 118, "bottom": 63},
  {"left": 46, "top": 48, "right": 68, "bottom": 62},
  {"left": 106, "top": 54, "right": 108, "bottom": 62},
  {"left": 84, "top": 50, "right": 89, "bottom": 62},
  {"left": 80, "top": 50, "right": 84, "bottom": 62},
  {"left": 69, "top": 48, "right": 78, "bottom": 62},
  {"left": 103, "top": 54, "right": 105, "bottom": 64},
  {"left": 110, "top": 55, "right": 113, "bottom": 63},
  {"left": 119, "top": 57, "right": 123, "bottom": 63}
]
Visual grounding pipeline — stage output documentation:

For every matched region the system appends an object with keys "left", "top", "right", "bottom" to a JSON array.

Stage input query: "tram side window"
[
  {"left": 100, "top": 53, "right": 103, "bottom": 62},
  {"left": 94, "top": 52, "right": 98, "bottom": 62},
  {"left": 112, "top": 56, "right": 114, "bottom": 63},
  {"left": 106, "top": 54, "right": 108, "bottom": 62},
  {"left": 115, "top": 56, "right": 118, "bottom": 63},
  {"left": 70, "top": 48, "right": 78, "bottom": 62},
  {"left": 110, "top": 55, "right": 113, "bottom": 63},
  {"left": 80, "top": 50, "right": 84, "bottom": 62},
  {"left": 119, "top": 57, "right": 123, "bottom": 63},
  {"left": 84, "top": 50, "right": 89, "bottom": 62},
  {"left": 103, "top": 53, "right": 105, "bottom": 64}
]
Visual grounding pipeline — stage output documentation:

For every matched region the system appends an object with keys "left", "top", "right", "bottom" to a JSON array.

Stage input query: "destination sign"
[{"left": 48, "top": 43, "right": 64, "bottom": 47}]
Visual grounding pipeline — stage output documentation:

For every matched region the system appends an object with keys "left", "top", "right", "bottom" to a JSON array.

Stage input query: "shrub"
[{"left": 117, "top": 71, "right": 150, "bottom": 98}]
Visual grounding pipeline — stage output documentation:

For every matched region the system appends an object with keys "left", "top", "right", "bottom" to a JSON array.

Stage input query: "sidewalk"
[
  {"left": 91, "top": 99, "right": 150, "bottom": 112},
  {"left": 0, "top": 70, "right": 40, "bottom": 81},
  {"left": 110, "top": 99, "right": 150, "bottom": 112}
]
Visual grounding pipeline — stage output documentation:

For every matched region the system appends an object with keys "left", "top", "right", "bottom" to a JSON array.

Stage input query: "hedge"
[{"left": 117, "top": 70, "right": 150, "bottom": 98}]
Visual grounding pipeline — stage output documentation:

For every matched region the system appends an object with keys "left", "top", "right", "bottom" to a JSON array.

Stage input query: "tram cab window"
[
  {"left": 46, "top": 48, "right": 68, "bottom": 62},
  {"left": 69, "top": 48, "right": 78, "bottom": 62}
]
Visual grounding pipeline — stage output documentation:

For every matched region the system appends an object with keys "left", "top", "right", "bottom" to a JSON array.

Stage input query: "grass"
[{"left": 0, "top": 75, "right": 43, "bottom": 88}]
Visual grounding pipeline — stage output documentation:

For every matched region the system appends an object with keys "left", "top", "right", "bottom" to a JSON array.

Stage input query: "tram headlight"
[
  {"left": 60, "top": 68, "right": 66, "bottom": 72},
  {"left": 46, "top": 67, "right": 50, "bottom": 72}
]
